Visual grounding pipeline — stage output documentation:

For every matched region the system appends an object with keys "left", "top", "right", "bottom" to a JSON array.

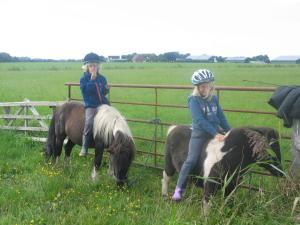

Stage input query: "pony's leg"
[
  {"left": 203, "top": 198, "right": 211, "bottom": 217},
  {"left": 108, "top": 156, "right": 114, "bottom": 177},
  {"left": 54, "top": 137, "right": 64, "bottom": 166},
  {"left": 203, "top": 181, "right": 219, "bottom": 216},
  {"left": 162, "top": 150, "right": 175, "bottom": 196},
  {"left": 92, "top": 141, "right": 105, "bottom": 181},
  {"left": 64, "top": 139, "right": 75, "bottom": 165},
  {"left": 224, "top": 181, "right": 237, "bottom": 198},
  {"left": 223, "top": 181, "right": 237, "bottom": 208},
  {"left": 162, "top": 170, "right": 171, "bottom": 196}
]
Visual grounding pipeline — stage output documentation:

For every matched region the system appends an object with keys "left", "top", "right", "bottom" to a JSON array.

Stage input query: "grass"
[
  {"left": 0, "top": 62, "right": 300, "bottom": 224},
  {"left": 0, "top": 131, "right": 298, "bottom": 225}
]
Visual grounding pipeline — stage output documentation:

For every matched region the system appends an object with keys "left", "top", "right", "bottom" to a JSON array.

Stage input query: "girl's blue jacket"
[
  {"left": 188, "top": 95, "right": 230, "bottom": 137},
  {"left": 80, "top": 72, "right": 110, "bottom": 108}
]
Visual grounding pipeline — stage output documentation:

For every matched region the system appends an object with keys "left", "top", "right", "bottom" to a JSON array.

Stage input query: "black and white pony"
[
  {"left": 161, "top": 125, "right": 283, "bottom": 214},
  {"left": 44, "top": 101, "right": 135, "bottom": 186}
]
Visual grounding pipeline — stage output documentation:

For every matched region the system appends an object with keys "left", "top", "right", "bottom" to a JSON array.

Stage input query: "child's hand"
[
  {"left": 215, "top": 134, "right": 225, "bottom": 142},
  {"left": 91, "top": 72, "right": 97, "bottom": 80}
]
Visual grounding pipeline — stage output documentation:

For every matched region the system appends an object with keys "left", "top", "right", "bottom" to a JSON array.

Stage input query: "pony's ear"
[
  {"left": 267, "top": 129, "right": 279, "bottom": 144},
  {"left": 244, "top": 129, "right": 268, "bottom": 158}
]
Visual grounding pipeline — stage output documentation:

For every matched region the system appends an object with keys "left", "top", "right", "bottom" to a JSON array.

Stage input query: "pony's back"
[{"left": 165, "top": 125, "right": 192, "bottom": 173}]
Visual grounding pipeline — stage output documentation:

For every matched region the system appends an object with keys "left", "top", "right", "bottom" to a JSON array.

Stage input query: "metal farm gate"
[{"left": 65, "top": 83, "right": 289, "bottom": 169}]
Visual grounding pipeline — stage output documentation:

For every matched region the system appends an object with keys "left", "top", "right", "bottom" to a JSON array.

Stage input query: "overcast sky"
[{"left": 1, "top": 0, "right": 299, "bottom": 59}]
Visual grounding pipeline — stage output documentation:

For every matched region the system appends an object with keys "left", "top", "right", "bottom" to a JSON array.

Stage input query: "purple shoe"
[{"left": 172, "top": 187, "right": 183, "bottom": 201}]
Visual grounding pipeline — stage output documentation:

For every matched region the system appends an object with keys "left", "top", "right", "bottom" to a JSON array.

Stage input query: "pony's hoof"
[
  {"left": 202, "top": 201, "right": 210, "bottom": 217},
  {"left": 91, "top": 173, "right": 98, "bottom": 181},
  {"left": 107, "top": 169, "right": 113, "bottom": 177},
  {"left": 91, "top": 175, "right": 97, "bottom": 181},
  {"left": 162, "top": 192, "right": 168, "bottom": 197},
  {"left": 79, "top": 150, "right": 88, "bottom": 157},
  {"left": 54, "top": 157, "right": 60, "bottom": 167},
  {"left": 161, "top": 186, "right": 168, "bottom": 196},
  {"left": 91, "top": 167, "right": 98, "bottom": 181},
  {"left": 64, "top": 157, "right": 71, "bottom": 165},
  {"left": 161, "top": 182, "right": 168, "bottom": 196}
]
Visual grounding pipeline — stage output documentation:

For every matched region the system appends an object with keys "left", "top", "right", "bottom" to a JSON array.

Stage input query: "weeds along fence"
[{"left": 0, "top": 84, "right": 288, "bottom": 191}]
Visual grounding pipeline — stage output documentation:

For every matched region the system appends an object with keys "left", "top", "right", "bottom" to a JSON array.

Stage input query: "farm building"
[
  {"left": 184, "top": 54, "right": 212, "bottom": 62},
  {"left": 132, "top": 54, "right": 146, "bottom": 63},
  {"left": 108, "top": 55, "right": 129, "bottom": 62},
  {"left": 226, "top": 56, "right": 246, "bottom": 63},
  {"left": 108, "top": 55, "right": 120, "bottom": 60},
  {"left": 132, "top": 54, "right": 158, "bottom": 62},
  {"left": 271, "top": 55, "right": 300, "bottom": 64}
]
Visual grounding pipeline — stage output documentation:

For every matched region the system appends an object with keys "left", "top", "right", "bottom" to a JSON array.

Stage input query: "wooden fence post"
[{"left": 3, "top": 106, "right": 11, "bottom": 123}]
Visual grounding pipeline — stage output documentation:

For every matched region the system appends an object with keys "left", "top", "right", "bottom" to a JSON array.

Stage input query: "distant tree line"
[
  {"left": 0, "top": 52, "right": 81, "bottom": 63},
  {"left": 121, "top": 52, "right": 190, "bottom": 62},
  {"left": 0, "top": 52, "right": 19, "bottom": 62},
  {"left": 244, "top": 55, "right": 270, "bottom": 63},
  {"left": 0, "top": 51, "right": 192, "bottom": 63},
  {"left": 0, "top": 52, "right": 281, "bottom": 64}
]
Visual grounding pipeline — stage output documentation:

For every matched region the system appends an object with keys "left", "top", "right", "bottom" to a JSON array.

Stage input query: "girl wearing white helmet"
[{"left": 172, "top": 69, "right": 231, "bottom": 201}]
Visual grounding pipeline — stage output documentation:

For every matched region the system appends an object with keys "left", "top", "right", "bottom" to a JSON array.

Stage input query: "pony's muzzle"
[
  {"left": 116, "top": 178, "right": 127, "bottom": 187},
  {"left": 270, "top": 157, "right": 284, "bottom": 177},
  {"left": 114, "top": 175, "right": 128, "bottom": 187}
]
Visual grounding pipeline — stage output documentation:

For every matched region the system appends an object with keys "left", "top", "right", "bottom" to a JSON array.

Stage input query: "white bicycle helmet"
[{"left": 191, "top": 69, "right": 215, "bottom": 85}]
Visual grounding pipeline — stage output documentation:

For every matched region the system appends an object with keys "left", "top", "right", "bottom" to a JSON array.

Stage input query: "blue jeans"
[
  {"left": 81, "top": 107, "right": 97, "bottom": 152},
  {"left": 176, "top": 131, "right": 207, "bottom": 189}
]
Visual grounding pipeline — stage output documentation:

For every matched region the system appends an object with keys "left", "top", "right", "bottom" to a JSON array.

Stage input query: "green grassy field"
[{"left": 0, "top": 62, "right": 300, "bottom": 224}]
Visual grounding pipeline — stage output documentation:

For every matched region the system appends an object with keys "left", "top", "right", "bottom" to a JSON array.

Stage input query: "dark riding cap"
[{"left": 83, "top": 52, "right": 102, "bottom": 65}]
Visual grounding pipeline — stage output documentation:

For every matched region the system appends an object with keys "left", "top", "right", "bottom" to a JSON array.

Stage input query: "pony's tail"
[{"left": 44, "top": 111, "right": 56, "bottom": 160}]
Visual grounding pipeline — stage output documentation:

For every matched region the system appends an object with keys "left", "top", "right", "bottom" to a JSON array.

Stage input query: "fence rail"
[{"left": 66, "top": 83, "right": 277, "bottom": 115}]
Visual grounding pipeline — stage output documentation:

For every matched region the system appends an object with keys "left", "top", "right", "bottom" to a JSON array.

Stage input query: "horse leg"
[
  {"left": 108, "top": 156, "right": 113, "bottom": 177},
  {"left": 162, "top": 170, "right": 172, "bottom": 196},
  {"left": 222, "top": 181, "right": 237, "bottom": 208},
  {"left": 203, "top": 181, "right": 219, "bottom": 216},
  {"left": 92, "top": 141, "right": 105, "bottom": 181},
  {"left": 54, "top": 137, "right": 64, "bottom": 166},
  {"left": 64, "top": 139, "right": 75, "bottom": 165},
  {"left": 224, "top": 180, "right": 237, "bottom": 198},
  {"left": 162, "top": 148, "right": 176, "bottom": 196}
]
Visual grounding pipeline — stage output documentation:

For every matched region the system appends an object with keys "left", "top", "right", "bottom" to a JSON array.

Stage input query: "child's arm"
[
  {"left": 80, "top": 75, "right": 97, "bottom": 96},
  {"left": 189, "top": 97, "right": 218, "bottom": 137}
]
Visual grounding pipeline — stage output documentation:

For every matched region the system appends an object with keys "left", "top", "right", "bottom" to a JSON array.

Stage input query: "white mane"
[{"left": 93, "top": 105, "right": 133, "bottom": 145}]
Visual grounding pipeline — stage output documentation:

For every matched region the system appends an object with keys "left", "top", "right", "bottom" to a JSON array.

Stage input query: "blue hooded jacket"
[
  {"left": 80, "top": 72, "right": 110, "bottom": 108},
  {"left": 188, "top": 95, "right": 230, "bottom": 138}
]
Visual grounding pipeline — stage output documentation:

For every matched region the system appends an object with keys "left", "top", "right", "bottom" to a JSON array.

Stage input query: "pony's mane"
[
  {"left": 93, "top": 105, "right": 133, "bottom": 146},
  {"left": 243, "top": 129, "right": 268, "bottom": 158}
]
